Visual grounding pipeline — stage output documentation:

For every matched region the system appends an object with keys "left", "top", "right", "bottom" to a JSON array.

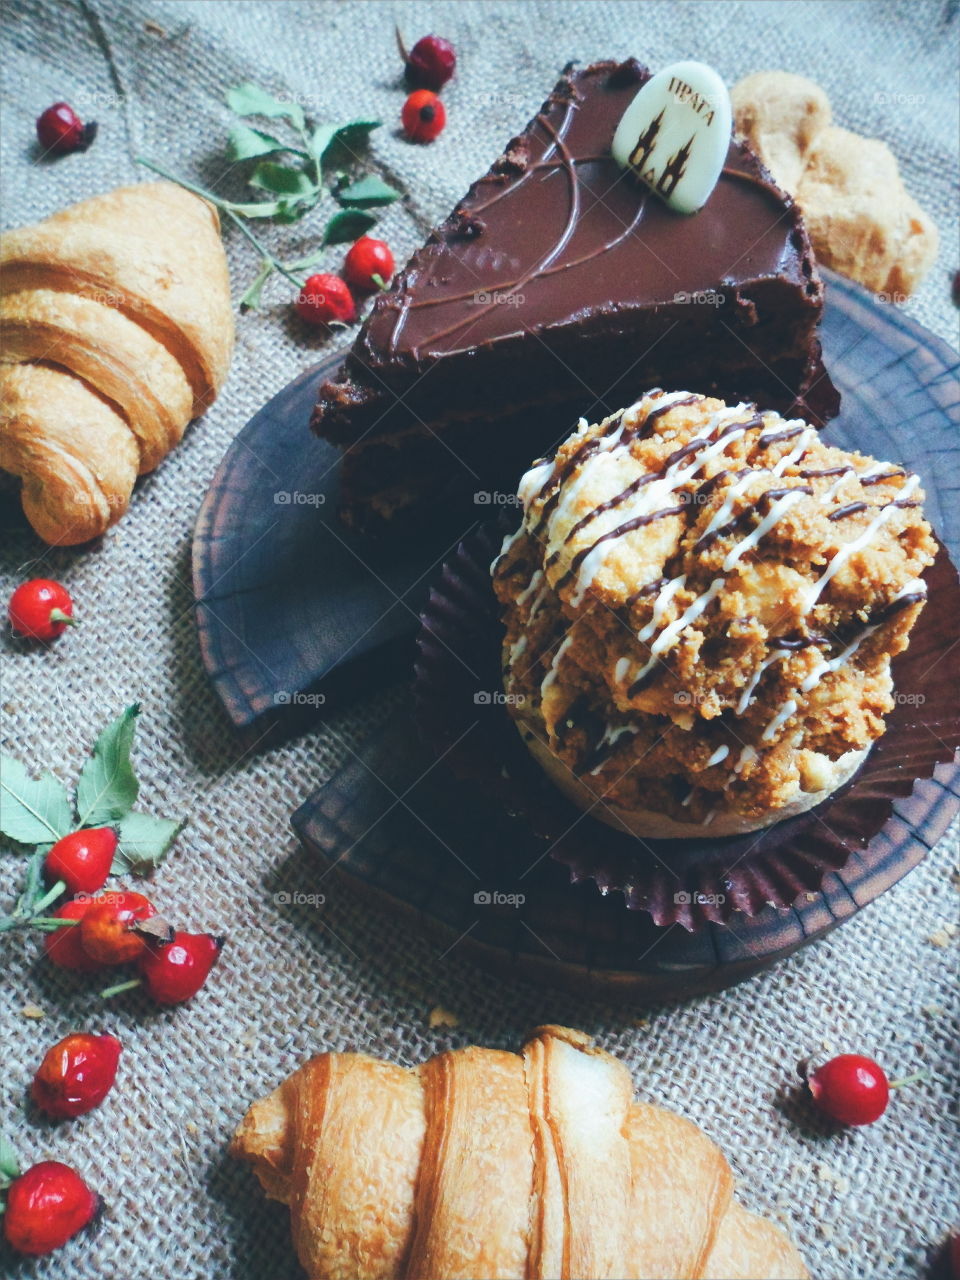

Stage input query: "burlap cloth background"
[{"left": 1, "top": 2, "right": 958, "bottom": 1277}]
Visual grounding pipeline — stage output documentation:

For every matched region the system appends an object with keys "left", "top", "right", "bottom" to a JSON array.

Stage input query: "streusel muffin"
[{"left": 492, "top": 390, "right": 935, "bottom": 836}]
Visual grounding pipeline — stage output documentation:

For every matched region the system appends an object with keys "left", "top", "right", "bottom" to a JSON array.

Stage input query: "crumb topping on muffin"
[{"left": 493, "top": 390, "right": 935, "bottom": 826}]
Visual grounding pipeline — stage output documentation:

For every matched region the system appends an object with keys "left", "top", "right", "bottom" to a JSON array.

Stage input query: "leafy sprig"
[
  {"left": 0, "top": 705, "right": 184, "bottom": 933},
  {"left": 138, "top": 83, "right": 402, "bottom": 310}
]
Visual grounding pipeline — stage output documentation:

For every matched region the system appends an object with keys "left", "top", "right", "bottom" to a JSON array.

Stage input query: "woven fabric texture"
[{"left": 1, "top": 2, "right": 958, "bottom": 1278}]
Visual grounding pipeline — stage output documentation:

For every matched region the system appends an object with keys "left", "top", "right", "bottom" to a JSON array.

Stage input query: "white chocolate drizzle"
[
  {"left": 735, "top": 648, "right": 790, "bottom": 715},
  {"left": 540, "top": 634, "right": 573, "bottom": 699},
  {"left": 805, "top": 474, "right": 920, "bottom": 610},
  {"left": 498, "top": 391, "right": 926, "bottom": 806}
]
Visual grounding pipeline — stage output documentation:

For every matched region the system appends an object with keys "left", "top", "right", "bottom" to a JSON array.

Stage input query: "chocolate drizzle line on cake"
[
  {"left": 638, "top": 393, "right": 702, "bottom": 434},
  {"left": 828, "top": 501, "right": 869, "bottom": 521},
  {"left": 800, "top": 465, "right": 853, "bottom": 479},
  {"left": 543, "top": 398, "right": 760, "bottom": 591},
  {"left": 394, "top": 99, "right": 650, "bottom": 357},
  {"left": 523, "top": 407, "right": 636, "bottom": 543},
  {"left": 555, "top": 504, "right": 690, "bottom": 594}
]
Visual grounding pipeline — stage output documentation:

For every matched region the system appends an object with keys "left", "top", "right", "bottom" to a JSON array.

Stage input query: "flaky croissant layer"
[
  {"left": 0, "top": 181, "right": 233, "bottom": 544},
  {"left": 231, "top": 1025, "right": 808, "bottom": 1280}
]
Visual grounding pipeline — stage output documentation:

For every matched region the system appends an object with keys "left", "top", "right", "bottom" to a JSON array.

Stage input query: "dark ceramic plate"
[{"left": 195, "top": 272, "right": 960, "bottom": 997}]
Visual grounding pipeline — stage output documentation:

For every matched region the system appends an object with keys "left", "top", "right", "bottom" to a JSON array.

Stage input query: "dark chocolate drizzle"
[
  {"left": 755, "top": 424, "right": 806, "bottom": 446},
  {"left": 636, "top": 393, "right": 702, "bottom": 436},
  {"left": 828, "top": 501, "right": 869, "bottom": 521},
  {"left": 624, "top": 577, "right": 669, "bottom": 611},
  {"left": 800, "top": 465, "right": 852, "bottom": 480},
  {"left": 555, "top": 503, "right": 689, "bottom": 594},
  {"left": 861, "top": 468, "right": 906, "bottom": 486},
  {"left": 528, "top": 409, "right": 626, "bottom": 540},
  {"left": 871, "top": 591, "right": 926, "bottom": 624}
]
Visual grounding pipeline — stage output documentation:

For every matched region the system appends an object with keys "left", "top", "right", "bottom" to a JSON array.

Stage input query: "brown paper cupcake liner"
[{"left": 414, "top": 520, "right": 960, "bottom": 930}]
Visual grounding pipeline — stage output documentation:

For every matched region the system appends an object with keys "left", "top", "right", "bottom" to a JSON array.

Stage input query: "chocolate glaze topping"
[
  {"left": 364, "top": 64, "right": 814, "bottom": 363},
  {"left": 314, "top": 58, "right": 838, "bottom": 471}
]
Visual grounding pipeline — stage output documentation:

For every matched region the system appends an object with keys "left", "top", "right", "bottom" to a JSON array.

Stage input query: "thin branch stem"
[
  {"left": 136, "top": 156, "right": 305, "bottom": 292},
  {"left": 100, "top": 978, "right": 142, "bottom": 999}
]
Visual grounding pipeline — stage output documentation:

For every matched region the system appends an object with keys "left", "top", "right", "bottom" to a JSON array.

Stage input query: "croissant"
[
  {"left": 231, "top": 1025, "right": 808, "bottom": 1280},
  {"left": 0, "top": 181, "right": 233, "bottom": 544}
]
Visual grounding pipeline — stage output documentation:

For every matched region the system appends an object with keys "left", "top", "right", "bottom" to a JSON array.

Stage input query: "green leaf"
[
  {"left": 333, "top": 119, "right": 381, "bottom": 147},
  {"left": 227, "top": 123, "right": 306, "bottom": 163},
  {"left": 0, "top": 754, "right": 71, "bottom": 846},
  {"left": 320, "top": 208, "right": 378, "bottom": 246},
  {"left": 308, "top": 119, "right": 381, "bottom": 162},
  {"left": 336, "top": 174, "right": 401, "bottom": 208},
  {"left": 113, "top": 811, "right": 183, "bottom": 875},
  {"left": 248, "top": 162, "right": 317, "bottom": 199},
  {"left": 226, "top": 199, "right": 284, "bottom": 219},
  {"left": 307, "top": 123, "right": 338, "bottom": 161},
  {"left": 0, "top": 1133, "right": 20, "bottom": 1185},
  {"left": 226, "top": 83, "right": 305, "bottom": 131},
  {"left": 239, "top": 260, "right": 274, "bottom": 311},
  {"left": 13, "top": 846, "right": 47, "bottom": 918},
  {"left": 76, "top": 704, "right": 141, "bottom": 827}
]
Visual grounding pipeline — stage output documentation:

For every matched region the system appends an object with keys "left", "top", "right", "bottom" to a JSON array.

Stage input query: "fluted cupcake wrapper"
[{"left": 414, "top": 520, "right": 960, "bottom": 931}]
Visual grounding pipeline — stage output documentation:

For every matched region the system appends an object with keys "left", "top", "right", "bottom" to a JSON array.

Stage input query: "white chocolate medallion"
[{"left": 611, "top": 60, "right": 733, "bottom": 214}]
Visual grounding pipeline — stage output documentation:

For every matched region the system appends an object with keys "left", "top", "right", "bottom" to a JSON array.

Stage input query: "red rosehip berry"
[
  {"left": 343, "top": 237, "right": 395, "bottom": 293},
  {"left": 79, "top": 890, "right": 168, "bottom": 966},
  {"left": 8, "top": 578, "right": 75, "bottom": 642},
  {"left": 294, "top": 273, "right": 357, "bottom": 326},
  {"left": 139, "top": 931, "right": 223, "bottom": 1004},
  {"left": 400, "top": 33, "right": 456, "bottom": 91},
  {"left": 401, "top": 90, "right": 446, "bottom": 143},
  {"left": 808, "top": 1053, "right": 890, "bottom": 1126},
  {"left": 3, "top": 1160, "right": 99, "bottom": 1256},
  {"left": 35, "top": 102, "right": 97, "bottom": 156},
  {"left": 44, "top": 899, "right": 105, "bottom": 973},
  {"left": 44, "top": 828, "right": 118, "bottom": 898},
  {"left": 30, "top": 1032, "right": 122, "bottom": 1119}
]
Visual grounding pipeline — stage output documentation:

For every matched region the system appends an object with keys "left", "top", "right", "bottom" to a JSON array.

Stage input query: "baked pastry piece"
[
  {"left": 493, "top": 389, "right": 935, "bottom": 836},
  {"left": 231, "top": 1024, "right": 808, "bottom": 1280},
  {"left": 0, "top": 181, "right": 233, "bottom": 543},
  {"left": 732, "top": 71, "right": 938, "bottom": 297},
  {"left": 313, "top": 58, "right": 838, "bottom": 532}
]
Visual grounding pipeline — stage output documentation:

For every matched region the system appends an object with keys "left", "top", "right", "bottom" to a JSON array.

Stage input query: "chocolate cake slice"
[{"left": 313, "top": 58, "right": 838, "bottom": 530}]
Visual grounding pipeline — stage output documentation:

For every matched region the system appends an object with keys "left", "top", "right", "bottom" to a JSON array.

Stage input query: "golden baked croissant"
[
  {"left": 0, "top": 181, "right": 233, "bottom": 544},
  {"left": 231, "top": 1025, "right": 808, "bottom": 1280}
]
